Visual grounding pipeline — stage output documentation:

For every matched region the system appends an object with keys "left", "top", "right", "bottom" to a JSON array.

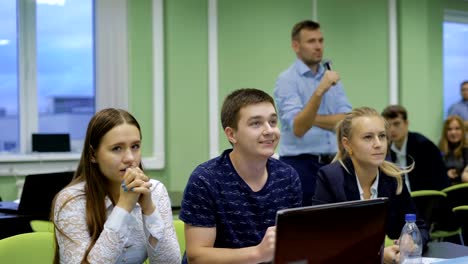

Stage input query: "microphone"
[{"left": 323, "top": 59, "right": 332, "bottom": 71}]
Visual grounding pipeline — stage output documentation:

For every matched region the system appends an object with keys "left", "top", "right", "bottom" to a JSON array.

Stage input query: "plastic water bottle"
[{"left": 399, "top": 214, "right": 422, "bottom": 264}]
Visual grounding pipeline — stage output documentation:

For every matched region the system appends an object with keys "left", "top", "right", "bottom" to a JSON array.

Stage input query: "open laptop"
[
  {"left": 0, "top": 171, "right": 74, "bottom": 219},
  {"left": 274, "top": 198, "right": 389, "bottom": 264}
]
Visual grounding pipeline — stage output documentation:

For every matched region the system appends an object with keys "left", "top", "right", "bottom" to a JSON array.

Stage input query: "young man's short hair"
[
  {"left": 221, "top": 88, "right": 275, "bottom": 130},
  {"left": 381, "top": 105, "right": 408, "bottom": 121},
  {"left": 291, "top": 20, "right": 320, "bottom": 41}
]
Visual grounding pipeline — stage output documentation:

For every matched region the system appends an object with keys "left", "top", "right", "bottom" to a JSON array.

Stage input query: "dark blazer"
[
  {"left": 389, "top": 132, "right": 449, "bottom": 191},
  {"left": 314, "top": 158, "right": 429, "bottom": 247}
]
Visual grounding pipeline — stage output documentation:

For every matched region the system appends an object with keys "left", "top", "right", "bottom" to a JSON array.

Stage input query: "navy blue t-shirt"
[{"left": 179, "top": 149, "right": 302, "bottom": 262}]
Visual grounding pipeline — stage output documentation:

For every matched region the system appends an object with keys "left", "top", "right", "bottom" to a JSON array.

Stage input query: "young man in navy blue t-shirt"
[{"left": 180, "top": 88, "right": 302, "bottom": 263}]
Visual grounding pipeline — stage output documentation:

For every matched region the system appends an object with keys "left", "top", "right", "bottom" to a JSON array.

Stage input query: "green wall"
[
  {"left": 318, "top": 0, "right": 390, "bottom": 110},
  {"left": 446, "top": 0, "right": 468, "bottom": 12},
  {"left": 399, "top": 0, "right": 443, "bottom": 142},
  {"left": 163, "top": 0, "right": 210, "bottom": 190},
  {"left": 139, "top": 0, "right": 446, "bottom": 194},
  {"left": 128, "top": 0, "right": 210, "bottom": 192},
  {"left": 2, "top": 0, "right": 466, "bottom": 201},
  {"left": 217, "top": 0, "right": 314, "bottom": 150}
]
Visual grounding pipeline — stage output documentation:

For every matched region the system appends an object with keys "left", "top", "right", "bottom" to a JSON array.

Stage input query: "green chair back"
[
  {"left": 411, "top": 190, "right": 447, "bottom": 198},
  {"left": 0, "top": 232, "right": 55, "bottom": 264},
  {"left": 410, "top": 190, "right": 446, "bottom": 231},
  {"left": 173, "top": 219, "right": 185, "bottom": 255},
  {"left": 410, "top": 190, "right": 463, "bottom": 243},
  {"left": 30, "top": 220, "right": 54, "bottom": 232},
  {"left": 442, "top": 183, "right": 468, "bottom": 210},
  {"left": 385, "top": 235, "right": 395, "bottom": 247},
  {"left": 453, "top": 205, "right": 468, "bottom": 244}
]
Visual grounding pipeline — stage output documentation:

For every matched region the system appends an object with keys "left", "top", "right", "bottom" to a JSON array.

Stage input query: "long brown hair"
[
  {"left": 439, "top": 115, "right": 466, "bottom": 159},
  {"left": 52, "top": 108, "right": 142, "bottom": 264},
  {"left": 333, "top": 107, "right": 413, "bottom": 194}
]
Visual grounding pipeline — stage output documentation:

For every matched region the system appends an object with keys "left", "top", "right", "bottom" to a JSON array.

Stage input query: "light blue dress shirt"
[
  {"left": 448, "top": 100, "right": 468, "bottom": 120},
  {"left": 274, "top": 59, "right": 352, "bottom": 156}
]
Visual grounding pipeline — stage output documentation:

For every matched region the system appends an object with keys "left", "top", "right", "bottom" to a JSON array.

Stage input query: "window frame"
[
  {"left": 443, "top": 9, "right": 468, "bottom": 118},
  {"left": 0, "top": 0, "right": 165, "bottom": 176}
]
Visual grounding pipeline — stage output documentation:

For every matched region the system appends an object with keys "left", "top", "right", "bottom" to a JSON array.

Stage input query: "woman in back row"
[
  {"left": 314, "top": 107, "right": 429, "bottom": 264},
  {"left": 439, "top": 115, "right": 468, "bottom": 185}
]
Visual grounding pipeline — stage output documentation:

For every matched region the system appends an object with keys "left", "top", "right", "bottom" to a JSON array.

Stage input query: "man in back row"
[
  {"left": 179, "top": 88, "right": 302, "bottom": 263},
  {"left": 382, "top": 105, "right": 449, "bottom": 191},
  {"left": 274, "top": 20, "right": 352, "bottom": 205}
]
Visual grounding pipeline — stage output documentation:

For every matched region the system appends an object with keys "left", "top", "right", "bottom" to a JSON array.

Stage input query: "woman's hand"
[
  {"left": 117, "top": 167, "right": 152, "bottom": 213},
  {"left": 132, "top": 167, "right": 156, "bottom": 215},
  {"left": 383, "top": 245, "right": 400, "bottom": 264},
  {"left": 447, "top": 168, "right": 459, "bottom": 179},
  {"left": 462, "top": 166, "right": 468, "bottom": 183}
]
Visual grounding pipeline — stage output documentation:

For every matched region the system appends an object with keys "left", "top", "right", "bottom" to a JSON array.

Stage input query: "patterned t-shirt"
[{"left": 179, "top": 149, "right": 302, "bottom": 260}]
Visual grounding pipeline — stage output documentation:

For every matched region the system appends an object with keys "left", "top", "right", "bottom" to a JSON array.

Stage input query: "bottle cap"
[{"left": 405, "top": 213, "right": 416, "bottom": 222}]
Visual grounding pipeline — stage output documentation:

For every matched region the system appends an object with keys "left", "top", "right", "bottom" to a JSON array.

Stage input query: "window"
[
  {"left": 443, "top": 10, "right": 468, "bottom": 117},
  {"left": 0, "top": 0, "right": 94, "bottom": 154},
  {"left": 37, "top": 0, "right": 94, "bottom": 152},
  {"left": 0, "top": 0, "right": 163, "bottom": 175},
  {"left": 0, "top": 0, "right": 18, "bottom": 152}
]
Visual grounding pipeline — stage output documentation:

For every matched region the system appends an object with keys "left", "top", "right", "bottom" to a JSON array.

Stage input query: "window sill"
[{"left": 0, "top": 153, "right": 164, "bottom": 176}]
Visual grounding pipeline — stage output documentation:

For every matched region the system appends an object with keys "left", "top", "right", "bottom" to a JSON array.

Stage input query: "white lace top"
[{"left": 54, "top": 179, "right": 181, "bottom": 264}]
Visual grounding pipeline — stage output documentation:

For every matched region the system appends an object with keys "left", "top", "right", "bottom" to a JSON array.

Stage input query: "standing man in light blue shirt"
[
  {"left": 274, "top": 20, "right": 352, "bottom": 205},
  {"left": 448, "top": 80, "right": 468, "bottom": 121}
]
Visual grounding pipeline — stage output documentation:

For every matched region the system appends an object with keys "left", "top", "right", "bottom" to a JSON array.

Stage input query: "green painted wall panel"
[
  {"left": 399, "top": 0, "right": 443, "bottom": 142},
  {"left": 164, "top": 0, "right": 209, "bottom": 190},
  {"left": 445, "top": 0, "right": 468, "bottom": 12},
  {"left": 0, "top": 0, "right": 462, "bottom": 200},
  {"left": 217, "top": 0, "right": 313, "bottom": 150},
  {"left": 318, "top": 0, "right": 389, "bottom": 110},
  {"left": 0, "top": 177, "right": 20, "bottom": 201},
  {"left": 128, "top": 0, "right": 166, "bottom": 183}
]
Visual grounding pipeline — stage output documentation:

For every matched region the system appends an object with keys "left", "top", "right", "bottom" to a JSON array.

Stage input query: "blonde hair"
[{"left": 333, "top": 107, "right": 413, "bottom": 194}]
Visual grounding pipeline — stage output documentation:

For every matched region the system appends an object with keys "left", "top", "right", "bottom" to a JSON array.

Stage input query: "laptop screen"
[
  {"left": 274, "top": 198, "right": 389, "bottom": 264},
  {"left": 32, "top": 133, "right": 71, "bottom": 152}
]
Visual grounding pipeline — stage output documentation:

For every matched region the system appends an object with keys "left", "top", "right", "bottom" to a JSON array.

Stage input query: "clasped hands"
[{"left": 118, "top": 167, "right": 155, "bottom": 215}]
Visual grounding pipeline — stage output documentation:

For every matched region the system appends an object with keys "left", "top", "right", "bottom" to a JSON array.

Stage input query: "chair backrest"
[
  {"left": 173, "top": 219, "right": 185, "bottom": 255},
  {"left": 453, "top": 205, "right": 468, "bottom": 243},
  {"left": 30, "top": 220, "right": 54, "bottom": 232},
  {"left": 0, "top": 232, "right": 55, "bottom": 264},
  {"left": 411, "top": 190, "right": 447, "bottom": 230},
  {"left": 453, "top": 205, "right": 468, "bottom": 226},
  {"left": 442, "top": 183, "right": 468, "bottom": 210}
]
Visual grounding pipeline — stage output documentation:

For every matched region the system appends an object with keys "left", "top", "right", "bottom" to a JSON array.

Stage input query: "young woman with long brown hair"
[{"left": 52, "top": 108, "right": 180, "bottom": 263}]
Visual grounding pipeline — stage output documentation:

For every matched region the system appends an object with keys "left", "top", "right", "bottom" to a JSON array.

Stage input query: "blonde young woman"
[
  {"left": 439, "top": 115, "right": 468, "bottom": 185},
  {"left": 52, "top": 108, "right": 180, "bottom": 264},
  {"left": 313, "top": 107, "right": 429, "bottom": 264}
]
